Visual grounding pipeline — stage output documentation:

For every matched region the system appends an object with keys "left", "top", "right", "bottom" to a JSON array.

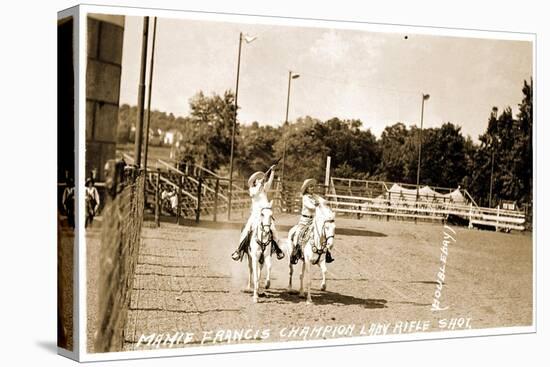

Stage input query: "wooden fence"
[
  {"left": 328, "top": 177, "right": 526, "bottom": 231},
  {"left": 136, "top": 158, "right": 527, "bottom": 231}
]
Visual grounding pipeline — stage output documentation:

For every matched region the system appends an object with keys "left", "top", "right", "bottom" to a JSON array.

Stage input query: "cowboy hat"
[
  {"left": 300, "top": 178, "right": 317, "bottom": 195},
  {"left": 248, "top": 171, "right": 265, "bottom": 187}
]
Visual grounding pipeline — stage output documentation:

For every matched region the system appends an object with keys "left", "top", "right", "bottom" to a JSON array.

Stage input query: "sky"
[{"left": 118, "top": 15, "right": 532, "bottom": 140}]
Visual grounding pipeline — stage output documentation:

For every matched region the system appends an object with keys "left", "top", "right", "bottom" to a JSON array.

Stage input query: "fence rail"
[
  {"left": 326, "top": 192, "right": 525, "bottom": 231},
  {"left": 133, "top": 157, "right": 527, "bottom": 231}
]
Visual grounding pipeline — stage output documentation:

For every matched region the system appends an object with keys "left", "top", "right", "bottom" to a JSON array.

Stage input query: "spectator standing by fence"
[{"left": 85, "top": 176, "right": 100, "bottom": 228}]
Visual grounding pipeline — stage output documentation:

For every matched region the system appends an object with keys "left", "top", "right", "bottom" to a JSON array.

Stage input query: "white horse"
[
  {"left": 245, "top": 203, "right": 276, "bottom": 303},
  {"left": 286, "top": 201, "right": 336, "bottom": 304}
]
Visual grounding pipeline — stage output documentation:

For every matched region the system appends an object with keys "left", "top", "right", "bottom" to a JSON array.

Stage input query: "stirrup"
[
  {"left": 325, "top": 251, "right": 335, "bottom": 263},
  {"left": 290, "top": 247, "right": 300, "bottom": 264},
  {"left": 231, "top": 251, "right": 241, "bottom": 261},
  {"left": 271, "top": 240, "right": 285, "bottom": 260}
]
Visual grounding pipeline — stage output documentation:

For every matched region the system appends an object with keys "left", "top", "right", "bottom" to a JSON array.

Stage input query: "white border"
[
  {"left": 80, "top": 3, "right": 535, "bottom": 41},
  {"left": 56, "top": 6, "right": 80, "bottom": 362},
  {"left": 71, "top": 3, "right": 536, "bottom": 362},
  {"left": 77, "top": 5, "right": 87, "bottom": 361}
]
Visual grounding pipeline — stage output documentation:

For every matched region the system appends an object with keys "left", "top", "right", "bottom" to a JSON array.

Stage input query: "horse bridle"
[
  {"left": 313, "top": 218, "right": 335, "bottom": 253},
  {"left": 256, "top": 207, "right": 273, "bottom": 248}
]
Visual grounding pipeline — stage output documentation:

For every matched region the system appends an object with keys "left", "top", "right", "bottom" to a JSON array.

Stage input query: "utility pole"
[
  {"left": 228, "top": 32, "right": 243, "bottom": 221},
  {"left": 134, "top": 16, "right": 150, "bottom": 168},
  {"left": 143, "top": 17, "right": 157, "bottom": 172},
  {"left": 281, "top": 71, "right": 300, "bottom": 187},
  {"left": 416, "top": 93, "right": 430, "bottom": 199}
]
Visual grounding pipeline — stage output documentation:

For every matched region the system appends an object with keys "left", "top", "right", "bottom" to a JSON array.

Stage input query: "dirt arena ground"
[
  {"left": 57, "top": 221, "right": 74, "bottom": 351},
  {"left": 82, "top": 213, "right": 532, "bottom": 352}
]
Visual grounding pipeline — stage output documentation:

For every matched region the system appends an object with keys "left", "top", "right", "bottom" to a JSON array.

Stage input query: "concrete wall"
[{"left": 86, "top": 15, "right": 124, "bottom": 181}]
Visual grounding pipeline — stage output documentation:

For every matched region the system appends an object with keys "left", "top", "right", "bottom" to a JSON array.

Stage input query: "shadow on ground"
[
  {"left": 143, "top": 215, "right": 387, "bottom": 238},
  {"left": 259, "top": 288, "right": 388, "bottom": 308},
  {"left": 35, "top": 340, "right": 58, "bottom": 354}
]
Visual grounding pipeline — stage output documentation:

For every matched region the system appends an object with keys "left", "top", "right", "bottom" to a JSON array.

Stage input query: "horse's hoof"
[
  {"left": 265, "top": 280, "right": 271, "bottom": 289},
  {"left": 252, "top": 295, "right": 259, "bottom": 303},
  {"left": 321, "top": 283, "right": 326, "bottom": 291},
  {"left": 299, "top": 292, "right": 305, "bottom": 298},
  {"left": 306, "top": 299, "right": 313, "bottom": 305}
]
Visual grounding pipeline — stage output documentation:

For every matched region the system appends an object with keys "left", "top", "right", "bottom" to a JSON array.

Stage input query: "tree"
[
  {"left": 235, "top": 122, "right": 280, "bottom": 178},
  {"left": 416, "top": 123, "right": 469, "bottom": 188},
  {"left": 376, "top": 123, "right": 411, "bottom": 182},
  {"left": 514, "top": 79, "right": 533, "bottom": 205},
  {"left": 183, "top": 90, "right": 237, "bottom": 171},
  {"left": 316, "top": 118, "right": 380, "bottom": 179},
  {"left": 469, "top": 79, "right": 533, "bottom": 208},
  {"left": 274, "top": 117, "right": 328, "bottom": 182}
]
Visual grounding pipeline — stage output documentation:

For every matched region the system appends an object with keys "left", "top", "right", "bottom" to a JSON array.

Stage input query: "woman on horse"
[
  {"left": 231, "top": 165, "right": 285, "bottom": 261},
  {"left": 290, "top": 178, "right": 335, "bottom": 264}
]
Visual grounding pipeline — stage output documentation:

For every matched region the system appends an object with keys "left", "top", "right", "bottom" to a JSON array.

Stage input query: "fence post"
[
  {"left": 196, "top": 176, "right": 203, "bottom": 223},
  {"left": 387, "top": 192, "right": 391, "bottom": 222},
  {"left": 213, "top": 179, "right": 219, "bottom": 222},
  {"left": 155, "top": 168, "right": 160, "bottom": 227},
  {"left": 468, "top": 202, "right": 473, "bottom": 229},
  {"left": 414, "top": 195, "right": 420, "bottom": 224},
  {"left": 241, "top": 179, "right": 246, "bottom": 219},
  {"left": 177, "top": 174, "right": 183, "bottom": 225}
]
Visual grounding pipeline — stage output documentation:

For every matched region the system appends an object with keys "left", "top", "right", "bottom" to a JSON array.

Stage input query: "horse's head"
[
  {"left": 315, "top": 202, "right": 336, "bottom": 249},
  {"left": 259, "top": 202, "right": 274, "bottom": 227},
  {"left": 257, "top": 202, "right": 274, "bottom": 244}
]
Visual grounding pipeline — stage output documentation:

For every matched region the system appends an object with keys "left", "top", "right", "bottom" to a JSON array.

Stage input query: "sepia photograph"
[{"left": 57, "top": 4, "right": 534, "bottom": 359}]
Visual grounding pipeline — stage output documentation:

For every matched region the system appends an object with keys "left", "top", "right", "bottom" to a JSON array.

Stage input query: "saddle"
[
  {"left": 296, "top": 225, "right": 313, "bottom": 248},
  {"left": 237, "top": 229, "right": 278, "bottom": 265},
  {"left": 291, "top": 223, "right": 328, "bottom": 265},
  {"left": 290, "top": 225, "right": 312, "bottom": 264}
]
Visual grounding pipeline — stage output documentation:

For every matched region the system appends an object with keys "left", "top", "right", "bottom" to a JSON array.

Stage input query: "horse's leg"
[
  {"left": 258, "top": 256, "right": 265, "bottom": 296},
  {"left": 286, "top": 234, "right": 295, "bottom": 291},
  {"left": 246, "top": 253, "right": 252, "bottom": 292},
  {"left": 252, "top": 253, "right": 260, "bottom": 303},
  {"left": 264, "top": 246, "right": 272, "bottom": 289},
  {"left": 306, "top": 259, "right": 313, "bottom": 304},
  {"left": 299, "top": 258, "right": 306, "bottom": 298},
  {"left": 288, "top": 261, "right": 293, "bottom": 291},
  {"left": 320, "top": 258, "right": 327, "bottom": 291}
]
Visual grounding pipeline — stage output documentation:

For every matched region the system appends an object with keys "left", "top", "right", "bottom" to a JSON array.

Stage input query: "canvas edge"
[{"left": 67, "top": 3, "right": 537, "bottom": 363}]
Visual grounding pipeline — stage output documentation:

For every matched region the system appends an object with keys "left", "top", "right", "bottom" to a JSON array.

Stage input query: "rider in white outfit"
[
  {"left": 290, "top": 178, "right": 335, "bottom": 264},
  {"left": 231, "top": 165, "right": 285, "bottom": 261}
]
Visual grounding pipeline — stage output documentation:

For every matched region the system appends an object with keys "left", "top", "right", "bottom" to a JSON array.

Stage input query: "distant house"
[
  {"left": 163, "top": 131, "right": 175, "bottom": 145},
  {"left": 501, "top": 200, "right": 517, "bottom": 211},
  {"left": 163, "top": 130, "right": 183, "bottom": 146}
]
